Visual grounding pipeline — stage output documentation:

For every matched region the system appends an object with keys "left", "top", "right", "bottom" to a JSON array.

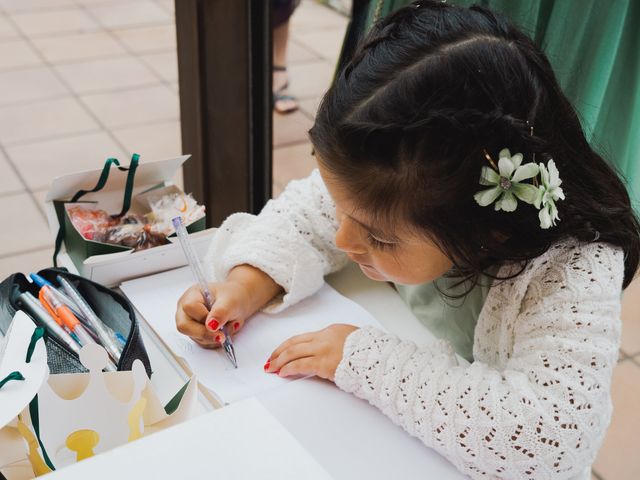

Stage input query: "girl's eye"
[{"left": 366, "top": 233, "right": 396, "bottom": 251}]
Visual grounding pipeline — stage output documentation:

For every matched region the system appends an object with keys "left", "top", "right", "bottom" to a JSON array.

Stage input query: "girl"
[{"left": 175, "top": 1, "right": 640, "bottom": 478}]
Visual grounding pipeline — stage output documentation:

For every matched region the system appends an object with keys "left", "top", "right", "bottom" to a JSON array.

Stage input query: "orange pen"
[
  {"left": 39, "top": 286, "right": 117, "bottom": 371},
  {"left": 39, "top": 286, "right": 95, "bottom": 347}
]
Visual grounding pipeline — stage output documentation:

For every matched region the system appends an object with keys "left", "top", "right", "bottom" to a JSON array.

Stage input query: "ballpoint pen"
[
  {"left": 57, "top": 275, "right": 122, "bottom": 363},
  {"left": 30, "top": 274, "right": 87, "bottom": 324},
  {"left": 38, "top": 286, "right": 117, "bottom": 372},
  {"left": 172, "top": 216, "right": 238, "bottom": 368},
  {"left": 17, "top": 292, "right": 81, "bottom": 356}
]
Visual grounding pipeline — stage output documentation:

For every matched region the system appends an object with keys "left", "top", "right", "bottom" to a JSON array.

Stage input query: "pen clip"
[{"left": 39, "top": 289, "right": 63, "bottom": 327}]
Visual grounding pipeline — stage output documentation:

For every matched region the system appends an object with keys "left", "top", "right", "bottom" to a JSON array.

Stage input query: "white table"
[{"left": 132, "top": 262, "right": 468, "bottom": 479}]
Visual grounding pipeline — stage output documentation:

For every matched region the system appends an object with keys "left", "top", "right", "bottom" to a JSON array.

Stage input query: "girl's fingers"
[
  {"left": 183, "top": 300, "right": 209, "bottom": 324},
  {"left": 192, "top": 338, "right": 218, "bottom": 350},
  {"left": 277, "top": 357, "right": 316, "bottom": 378},
  {"left": 176, "top": 308, "right": 219, "bottom": 345},
  {"left": 205, "top": 289, "right": 240, "bottom": 332},
  {"left": 228, "top": 318, "right": 244, "bottom": 334},
  {"left": 268, "top": 331, "right": 317, "bottom": 361},
  {"left": 266, "top": 341, "right": 316, "bottom": 373}
]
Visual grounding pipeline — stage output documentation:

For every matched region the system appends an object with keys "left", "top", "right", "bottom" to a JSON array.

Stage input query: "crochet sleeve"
[
  {"left": 334, "top": 243, "right": 623, "bottom": 479},
  {"left": 203, "top": 169, "right": 348, "bottom": 312}
]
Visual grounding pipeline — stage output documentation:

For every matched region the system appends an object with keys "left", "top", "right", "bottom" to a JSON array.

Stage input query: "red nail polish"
[
  {"left": 275, "top": 370, "right": 281, "bottom": 375},
  {"left": 263, "top": 360, "right": 270, "bottom": 371},
  {"left": 215, "top": 334, "right": 222, "bottom": 343},
  {"left": 208, "top": 319, "right": 219, "bottom": 330},
  {"left": 233, "top": 322, "right": 240, "bottom": 331}
]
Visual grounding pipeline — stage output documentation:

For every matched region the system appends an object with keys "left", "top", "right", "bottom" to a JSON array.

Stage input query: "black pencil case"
[{"left": 0, "top": 267, "right": 152, "bottom": 377}]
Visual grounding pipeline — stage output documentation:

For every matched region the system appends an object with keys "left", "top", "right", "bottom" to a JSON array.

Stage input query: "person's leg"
[{"left": 273, "top": 3, "right": 298, "bottom": 114}]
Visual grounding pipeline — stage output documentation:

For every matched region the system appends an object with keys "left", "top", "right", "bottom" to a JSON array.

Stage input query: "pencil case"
[{"left": 0, "top": 267, "right": 152, "bottom": 376}]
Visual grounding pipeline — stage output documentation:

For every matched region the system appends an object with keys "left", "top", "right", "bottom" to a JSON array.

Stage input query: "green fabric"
[
  {"left": 25, "top": 327, "right": 45, "bottom": 363},
  {"left": 364, "top": 0, "right": 640, "bottom": 210},
  {"left": 29, "top": 395, "right": 55, "bottom": 471},
  {"left": 0, "top": 371, "right": 25, "bottom": 389},
  {"left": 164, "top": 379, "right": 191, "bottom": 415},
  {"left": 395, "top": 274, "right": 492, "bottom": 362}
]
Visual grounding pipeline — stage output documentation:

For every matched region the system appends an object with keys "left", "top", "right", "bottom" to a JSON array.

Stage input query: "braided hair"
[{"left": 309, "top": 0, "right": 640, "bottom": 289}]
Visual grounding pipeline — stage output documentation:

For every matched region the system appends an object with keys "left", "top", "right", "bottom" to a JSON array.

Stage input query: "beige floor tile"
[
  {"left": 0, "top": 66, "right": 68, "bottom": 106},
  {"left": 298, "top": 96, "right": 323, "bottom": 118},
  {"left": 0, "top": 247, "right": 55, "bottom": 279},
  {"left": 81, "top": 84, "right": 178, "bottom": 128},
  {"left": 0, "top": 97, "right": 99, "bottom": 145},
  {"left": 139, "top": 51, "right": 177, "bottom": 82},
  {"left": 293, "top": 28, "right": 346, "bottom": 64},
  {"left": 620, "top": 275, "right": 640, "bottom": 356},
  {"left": 593, "top": 360, "right": 640, "bottom": 479},
  {"left": 111, "top": 120, "right": 181, "bottom": 160},
  {"left": 31, "top": 188, "right": 47, "bottom": 212},
  {"left": 112, "top": 24, "right": 176, "bottom": 54},
  {"left": 55, "top": 56, "right": 156, "bottom": 94},
  {"left": 10, "top": 8, "right": 99, "bottom": 37},
  {"left": 154, "top": 0, "right": 174, "bottom": 14},
  {"left": 273, "top": 110, "right": 313, "bottom": 148},
  {"left": 288, "top": 40, "right": 320, "bottom": 64},
  {"left": 288, "top": 60, "right": 335, "bottom": 99},
  {"left": 31, "top": 31, "right": 125, "bottom": 63},
  {"left": 5, "top": 131, "right": 127, "bottom": 191},
  {"left": 0, "top": 15, "right": 19, "bottom": 39},
  {"left": 0, "top": 0, "right": 75, "bottom": 12},
  {"left": 0, "top": 192, "right": 51, "bottom": 255},
  {"left": 75, "top": 0, "right": 135, "bottom": 5},
  {"left": 273, "top": 142, "right": 316, "bottom": 190},
  {"left": 87, "top": 1, "right": 171, "bottom": 29},
  {"left": 0, "top": 149, "right": 23, "bottom": 195},
  {"left": 0, "top": 39, "right": 41, "bottom": 70},
  {"left": 290, "top": 0, "right": 349, "bottom": 32}
]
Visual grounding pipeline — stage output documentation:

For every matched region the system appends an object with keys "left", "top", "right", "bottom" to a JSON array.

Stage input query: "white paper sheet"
[
  {"left": 121, "top": 267, "right": 383, "bottom": 403},
  {"left": 259, "top": 378, "right": 469, "bottom": 480},
  {"left": 44, "top": 398, "right": 333, "bottom": 480}
]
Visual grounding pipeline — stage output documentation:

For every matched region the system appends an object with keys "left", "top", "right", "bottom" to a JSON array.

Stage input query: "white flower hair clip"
[{"left": 474, "top": 148, "right": 565, "bottom": 229}]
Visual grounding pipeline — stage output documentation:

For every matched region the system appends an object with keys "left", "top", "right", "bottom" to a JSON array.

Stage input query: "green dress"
[{"left": 395, "top": 274, "right": 493, "bottom": 363}]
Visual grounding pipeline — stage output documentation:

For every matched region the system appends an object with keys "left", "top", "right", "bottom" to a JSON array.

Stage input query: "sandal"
[{"left": 273, "top": 65, "right": 299, "bottom": 114}]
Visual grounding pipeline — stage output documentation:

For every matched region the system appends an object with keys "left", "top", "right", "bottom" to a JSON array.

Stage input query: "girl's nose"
[{"left": 335, "top": 217, "right": 367, "bottom": 255}]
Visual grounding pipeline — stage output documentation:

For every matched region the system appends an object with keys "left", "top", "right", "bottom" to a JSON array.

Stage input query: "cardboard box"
[{"left": 44, "top": 155, "right": 214, "bottom": 286}]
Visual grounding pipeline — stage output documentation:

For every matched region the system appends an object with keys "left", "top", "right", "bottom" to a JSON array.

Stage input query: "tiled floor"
[
  {"left": 0, "top": 0, "right": 342, "bottom": 278},
  {"left": 0, "top": 1, "right": 637, "bottom": 478}
]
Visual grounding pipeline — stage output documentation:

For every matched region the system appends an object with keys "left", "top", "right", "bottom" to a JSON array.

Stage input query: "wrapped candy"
[
  {"left": 147, "top": 193, "right": 206, "bottom": 236},
  {"left": 67, "top": 207, "right": 117, "bottom": 241},
  {"left": 66, "top": 191, "right": 206, "bottom": 252}
]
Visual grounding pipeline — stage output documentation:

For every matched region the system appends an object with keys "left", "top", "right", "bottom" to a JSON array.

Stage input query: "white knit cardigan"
[{"left": 204, "top": 169, "right": 623, "bottom": 480}]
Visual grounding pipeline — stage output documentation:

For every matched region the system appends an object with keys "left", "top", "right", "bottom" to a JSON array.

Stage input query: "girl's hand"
[
  {"left": 175, "top": 264, "right": 283, "bottom": 349},
  {"left": 175, "top": 280, "right": 253, "bottom": 349},
  {"left": 264, "top": 324, "right": 359, "bottom": 381}
]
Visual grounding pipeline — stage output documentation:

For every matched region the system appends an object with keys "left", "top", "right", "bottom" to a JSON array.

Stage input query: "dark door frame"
[{"left": 175, "top": 0, "right": 272, "bottom": 227}]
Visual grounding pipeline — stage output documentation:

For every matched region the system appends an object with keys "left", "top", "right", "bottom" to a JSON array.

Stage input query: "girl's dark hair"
[{"left": 309, "top": 0, "right": 640, "bottom": 289}]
